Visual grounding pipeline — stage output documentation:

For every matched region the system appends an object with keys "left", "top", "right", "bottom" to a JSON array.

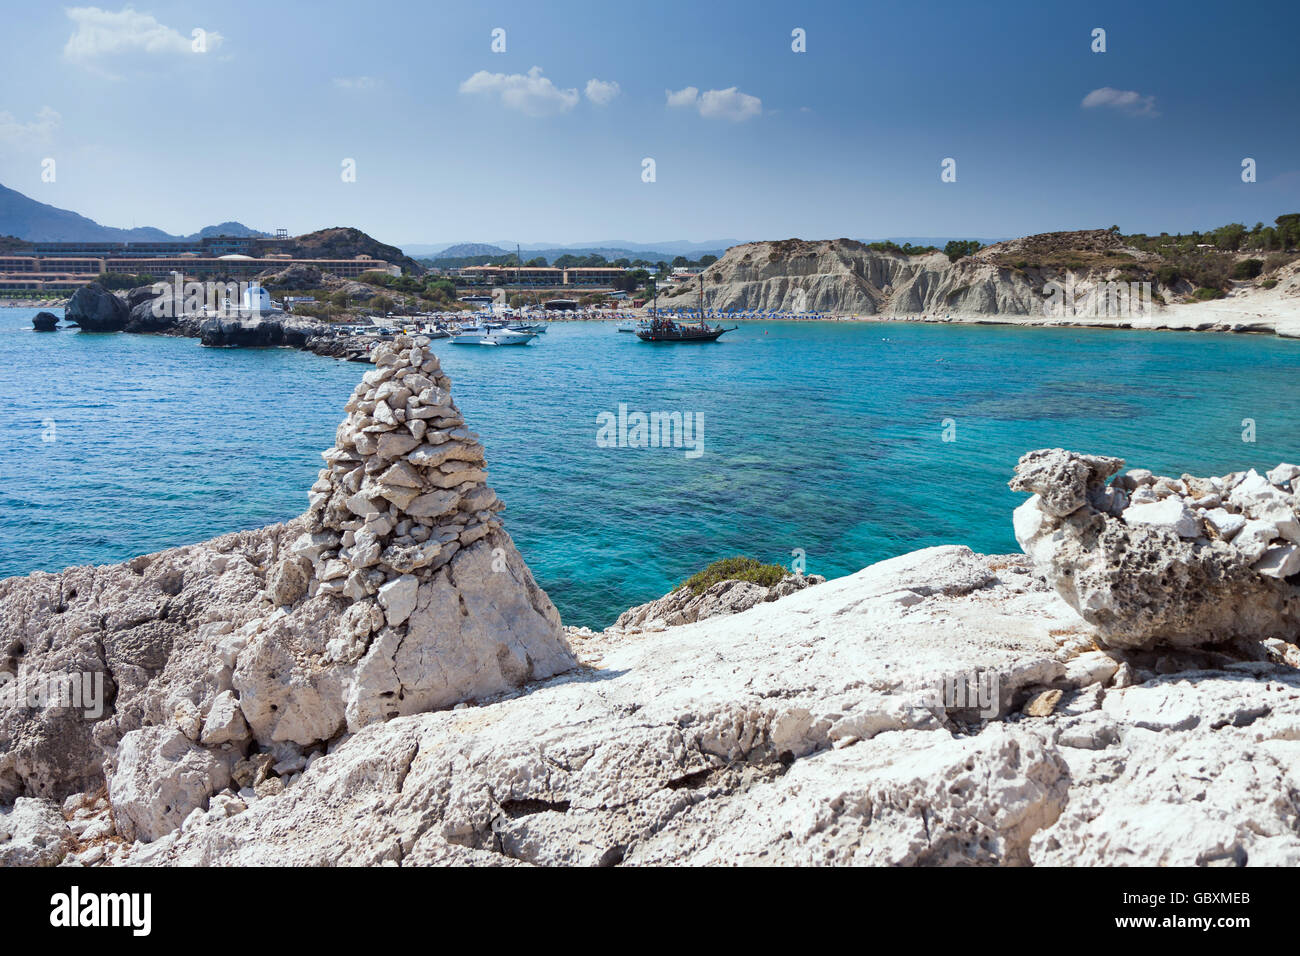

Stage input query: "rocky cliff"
[{"left": 671, "top": 231, "right": 1275, "bottom": 319}]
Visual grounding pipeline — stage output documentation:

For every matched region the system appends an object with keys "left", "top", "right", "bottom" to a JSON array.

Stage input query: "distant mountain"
[
  {"left": 406, "top": 238, "right": 744, "bottom": 260},
  {"left": 414, "top": 243, "right": 735, "bottom": 268},
  {"left": 0, "top": 182, "right": 268, "bottom": 243},
  {"left": 192, "top": 222, "right": 271, "bottom": 240},
  {"left": 431, "top": 242, "right": 510, "bottom": 258},
  {"left": 513, "top": 239, "right": 746, "bottom": 256}
]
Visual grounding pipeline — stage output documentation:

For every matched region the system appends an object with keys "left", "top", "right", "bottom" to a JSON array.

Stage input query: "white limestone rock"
[
  {"left": 1011, "top": 449, "right": 1300, "bottom": 649},
  {"left": 1121, "top": 497, "right": 1201, "bottom": 539},
  {"left": 107, "top": 726, "right": 233, "bottom": 843},
  {"left": 1007, "top": 448, "right": 1125, "bottom": 517},
  {"left": 1267, "top": 463, "right": 1300, "bottom": 490},
  {"left": 200, "top": 690, "right": 251, "bottom": 747},
  {"left": 377, "top": 574, "right": 418, "bottom": 626},
  {"left": 0, "top": 797, "right": 75, "bottom": 866},
  {"left": 1032, "top": 672, "right": 1300, "bottom": 866},
  {"left": 1203, "top": 507, "right": 1246, "bottom": 540},
  {"left": 1255, "top": 544, "right": 1300, "bottom": 580}
]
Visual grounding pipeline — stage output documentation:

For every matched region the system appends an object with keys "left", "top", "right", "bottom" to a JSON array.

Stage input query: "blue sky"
[{"left": 0, "top": 0, "right": 1297, "bottom": 247}]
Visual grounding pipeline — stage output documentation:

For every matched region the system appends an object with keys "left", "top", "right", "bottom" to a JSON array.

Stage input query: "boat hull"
[
  {"left": 451, "top": 330, "right": 537, "bottom": 346},
  {"left": 635, "top": 327, "right": 732, "bottom": 342}
]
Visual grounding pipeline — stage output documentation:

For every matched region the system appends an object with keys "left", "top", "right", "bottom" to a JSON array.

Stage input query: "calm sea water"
[{"left": 1, "top": 308, "right": 1296, "bottom": 627}]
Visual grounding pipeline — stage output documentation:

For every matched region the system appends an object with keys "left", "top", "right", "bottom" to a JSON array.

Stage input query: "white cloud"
[
  {"left": 63, "top": 6, "right": 223, "bottom": 70},
  {"left": 0, "top": 107, "right": 62, "bottom": 148},
  {"left": 666, "top": 85, "right": 761, "bottom": 121},
  {"left": 584, "top": 78, "right": 620, "bottom": 105},
  {"left": 459, "top": 66, "right": 579, "bottom": 117},
  {"left": 666, "top": 86, "right": 700, "bottom": 109},
  {"left": 334, "top": 76, "right": 380, "bottom": 91},
  {"left": 1081, "top": 87, "right": 1158, "bottom": 117}
]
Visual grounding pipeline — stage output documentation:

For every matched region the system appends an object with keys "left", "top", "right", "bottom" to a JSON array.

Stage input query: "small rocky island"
[
  {"left": 1, "top": 338, "right": 1297, "bottom": 867},
  {"left": 31, "top": 311, "right": 60, "bottom": 332},
  {"left": 60, "top": 279, "right": 382, "bottom": 358}
]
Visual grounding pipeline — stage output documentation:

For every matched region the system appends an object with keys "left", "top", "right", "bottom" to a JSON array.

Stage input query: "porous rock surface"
[
  {"left": 1011, "top": 448, "right": 1300, "bottom": 649},
  {"left": 612, "top": 571, "right": 826, "bottom": 631},
  {"left": 118, "top": 546, "right": 1300, "bottom": 867}
]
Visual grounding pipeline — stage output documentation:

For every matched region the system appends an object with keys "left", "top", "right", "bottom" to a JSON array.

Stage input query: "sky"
[{"left": 0, "top": 0, "right": 1297, "bottom": 248}]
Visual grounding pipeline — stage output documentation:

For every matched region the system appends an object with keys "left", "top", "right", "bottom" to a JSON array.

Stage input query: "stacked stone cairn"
[
  {"left": 1011, "top": 448, "right": 1300, "bottom": 649},
  {"left": 250, "top": 334, "right": 574, "bottom": 743},
  {"left": 303, "top": 334, "right": 499, "bottom": 605}
]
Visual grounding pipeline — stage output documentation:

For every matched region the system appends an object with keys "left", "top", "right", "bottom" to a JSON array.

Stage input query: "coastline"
[{"left": 637, "top": 296, "right": 1300, "bottom": 338}]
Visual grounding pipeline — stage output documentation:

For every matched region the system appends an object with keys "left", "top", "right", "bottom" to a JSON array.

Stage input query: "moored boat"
[
  {"left": 635, "top": 317, "right": 735, "bottom": 343},
  {"left": 450, "top": 326, "right": 537, "bottom": 346}
]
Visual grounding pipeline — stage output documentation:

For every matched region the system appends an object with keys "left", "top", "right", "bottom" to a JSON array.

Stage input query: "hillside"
[
  {"left": 0, "top": 183, "right": 172, "bottom": 242},
  {"left": 286, "top": 227, "right": 423, "bottom": 275},
  {"left": 0, "top": 183, "right": 267, "bottom": 243},
  {"left": 434, "top": 242, "right": 509, "bottom": 258},
  {"left": 193, "top": 222, "right": 271, "bottom": 240},
  {"left": 671, "top": 229, "right": 1299, "bottom": 319},
  {"left": 419, "top": 245, "right": 730, "bottom": 270}
]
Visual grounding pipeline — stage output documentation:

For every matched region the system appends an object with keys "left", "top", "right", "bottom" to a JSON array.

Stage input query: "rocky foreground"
[{"left": 1, "top": 342, "right": 1298, "bottom": 866}]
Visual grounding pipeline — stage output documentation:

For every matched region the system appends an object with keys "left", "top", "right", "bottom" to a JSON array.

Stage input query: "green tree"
[
  {"left": 1213, "top": 223, "right": 1247, "bottom": 251},
  {"left": 943, "top": 239, "right": 982, "bottom": 262},
  {"left": 424, "top": 278, "right": 457, "bottom": 301},
  {"left": 1276, "top": 214, "right": 1300, "bottom": 249}
]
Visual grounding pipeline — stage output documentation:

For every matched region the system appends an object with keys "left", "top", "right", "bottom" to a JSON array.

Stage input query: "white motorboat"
[
  {"left": 617, "top": 318, "right": 649, "bottom": 333},
  {"left": 450, "top": 326, "right": 537, "bottom": 346}
]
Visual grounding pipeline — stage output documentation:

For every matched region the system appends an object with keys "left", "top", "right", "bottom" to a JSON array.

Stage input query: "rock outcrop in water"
[
  {"left": 31, "top": 311, "right": 59, "bottom": 331},
  {"left": 1011, "top": 448, "right": 1300, "bottom": 649},
  {"left": 64, "top": 282, "right": 129, "bottom": 332}
]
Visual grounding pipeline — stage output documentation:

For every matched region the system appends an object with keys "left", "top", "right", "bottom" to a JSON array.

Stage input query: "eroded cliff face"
[{"left": 672, "top": 231, "right": 1165, "bottom": 316}]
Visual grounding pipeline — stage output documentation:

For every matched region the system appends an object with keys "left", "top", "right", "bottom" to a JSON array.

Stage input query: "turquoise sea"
[{"left": 1, "top": 307, "right": 1296, "bottom": 628}]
